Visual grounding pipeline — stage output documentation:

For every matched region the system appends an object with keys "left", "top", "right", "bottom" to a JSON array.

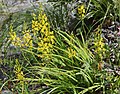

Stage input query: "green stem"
[{"left": 101, "top": 4, "right": 111, "bottom": 27}]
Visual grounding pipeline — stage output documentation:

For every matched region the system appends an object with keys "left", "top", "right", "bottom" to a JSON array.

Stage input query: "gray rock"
[
  {"left": 0, "top": 0, "right": 47, "bottom": 29},
  {"left": 2, "top": 0, "right": 16, "bottom": 6},
  {"left": 1, "top": 90, "right": 13, "bottom": 94}
]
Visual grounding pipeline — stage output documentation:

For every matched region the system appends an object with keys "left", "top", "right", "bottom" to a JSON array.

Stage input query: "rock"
[
  {"left": 2, "top": 0, "right": 16, "bottom": 6},
  {"left": 1, "top": 90, "right": 13, "bottom": 94},
  {"left": 0, "top": 0, "right": 48, "bottom": 29}
]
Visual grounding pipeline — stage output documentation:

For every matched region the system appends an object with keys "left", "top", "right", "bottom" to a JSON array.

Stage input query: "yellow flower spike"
[
  {"left": 94, "top": 31, "right": 106, "bottom": 62},
  {"left": 94, "top": 42, "right": 98, "bottom": 46},
  {"left": 78, "top": 4, "right": 86, "bottom": 19},
  {"left": 103, "top": 48, "right": 106, "bottom": 51},
  {"left": 31, "top": 7, "right": 55, "bottom": 59},
  {"left": 14, "top": 59, "right": 25, "bottom": 81}
]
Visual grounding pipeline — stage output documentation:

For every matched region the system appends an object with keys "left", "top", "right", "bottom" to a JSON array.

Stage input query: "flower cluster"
[
  {"left": 9, "top": 25, "right": 20, "bottom": 46},
  {"left": 14, "top": 59, "right": 24, "bottom": 81},
  {"left": 94, "top": 32, "right": 106, "bottom": 60},
  {"left": 22, "top": 30, "right": 33, "bottom": 48},
  {"left": 32, "top": 12, "right": 49, "bottom": 35},
  {"left": 9, "top": 25, "right": 33, "bottom": 48},
  {"left": 9, "top": 31, "right": 22, "bottom": 47},
  {"left": 78, "top": 4, "right": 86, "bottom": 19},
  {"left": 32, "top": 8, "right": 55, "bottom": 58}
]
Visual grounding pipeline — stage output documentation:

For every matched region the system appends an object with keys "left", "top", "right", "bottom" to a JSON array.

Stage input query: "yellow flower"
[
  {"left": 9, "top": 32, "right": 16, "bottom": 41},
  {"left": 41, "top": 25, "right": 48, "bottom": 33},
  {"left": 38, "top": 40, "right": 44, "bottom": 47},
  {"left": 80, "top": 4, "right": 84, "bottom": 10},
  {"left": 67, "top": 47, "right": 76, "bottom": 58},
  {"left": 43, "top": 37, "right": 49, "bottom": 42},
  {"left": 78, "top": 4, "right": 86, "bottom": 19},
  {"left": 41, "top": 20, "right": 46, "bottom": 25},
  {"left": 81, "top": 14, "right": 85, "bottom": 18},
  {"left": 38, "top": 23, "right": 42, "bottom": 29},
  {"left": 32, "top": 20, "right": 39, "bottom": 31},
  {"left": 95, "top": 37, "right": 104, "bottom": 49},
  {"left": 44, "top": 22, "right": 49, "bottom": 28},
  {"left": 49, "top": 31, "right": 54, "bottom": 35},
  {"left": 17, "top": 71, "right": 24, "bottom": 80},
  {"left": 48, "top": 35, "right": 55, "bottom": 44},
  {"left": 42, "top": 14, "right": 47, "bottom": 21},
  {"left": 22, "top": 31, "right": 33, "bottom": 47},
  {"left": 9, "top": 32, "right": 22, "bottom": 47},
  {"left": 82, "top": 8, "right": 85, "bottom": 14},
  {"left": 48, "top": 43, "right": 52, "bottom": 48}
]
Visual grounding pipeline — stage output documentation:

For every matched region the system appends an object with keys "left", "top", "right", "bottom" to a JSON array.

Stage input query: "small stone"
[{"left": 1, "top": 90, "right": 13, "bottom": 94}]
